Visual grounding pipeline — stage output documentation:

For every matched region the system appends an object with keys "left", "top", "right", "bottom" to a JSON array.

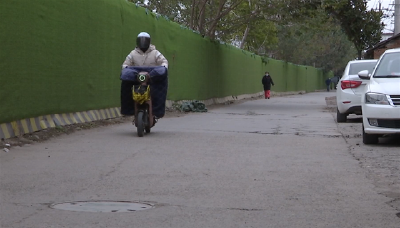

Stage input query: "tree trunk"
[
  {"left": 207, "top": 0, "right": 245, "bottom": 38},
  {"left": 189, "top": 0, "right": 197, "bottom": 29},
  {"left": 357, "top": 50, "right": 362, "bottom": 60},
  {"left": 239, "top": 0, "right": 258, "bottom": 49},
  {"left": 206, "top": 0, "right": 226, "bottom": 38},
  {"left": 240, "top": 25, "right": 250, "bottom": 49},
  {"left": 198, "top": 1, "right": 207, "bottom": 35}
]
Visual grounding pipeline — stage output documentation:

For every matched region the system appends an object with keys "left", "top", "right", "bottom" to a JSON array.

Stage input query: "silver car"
[{"left": 336, "top": 59, "right": 378, "bottom": 122}]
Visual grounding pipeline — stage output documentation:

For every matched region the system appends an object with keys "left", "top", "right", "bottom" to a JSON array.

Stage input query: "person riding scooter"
[{"left": 120, "top": 32, "right": 168, "bottom": 118}]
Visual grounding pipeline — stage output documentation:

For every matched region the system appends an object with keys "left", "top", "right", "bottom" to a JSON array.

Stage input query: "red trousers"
[{"left": 264, "top": 90, "right": 271, "bottom": 99}]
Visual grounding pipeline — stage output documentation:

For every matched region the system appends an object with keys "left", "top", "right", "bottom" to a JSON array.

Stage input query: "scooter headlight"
[
  {"left": 365, "top": 93, "right": 390, "bottom": 105},
  {"left": 138, "top": 74, "right": 147, "bottom": 82}
]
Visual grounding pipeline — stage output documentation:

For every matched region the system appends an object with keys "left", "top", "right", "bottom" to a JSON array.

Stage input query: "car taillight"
[{"left": 341, "top": 80, "right": 362, "bottom": 90}]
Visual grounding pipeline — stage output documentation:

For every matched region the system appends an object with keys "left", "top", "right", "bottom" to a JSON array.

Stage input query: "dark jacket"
[
  {"left": 120, "top": 66, "right": 168, "bottom": 118},
  {"left": 262, "top": 75, "right": 274, "bottom": 90},
  {"left": 325, "top": 78, "right": 331, "bottom": 86}
]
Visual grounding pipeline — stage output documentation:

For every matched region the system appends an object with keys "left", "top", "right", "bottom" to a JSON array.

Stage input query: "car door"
[{"left": 349, "top": 61, "right": 377, "bottom": 97}]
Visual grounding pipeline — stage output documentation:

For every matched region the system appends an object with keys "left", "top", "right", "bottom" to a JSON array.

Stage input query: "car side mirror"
[{"left": 358, "top": 70, "right": 370, "bottom": 80}]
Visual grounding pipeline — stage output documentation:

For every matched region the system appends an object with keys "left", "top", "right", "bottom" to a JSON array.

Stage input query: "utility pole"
[{"left": 395, "top": 0, "right": 400, "bottom": 34}]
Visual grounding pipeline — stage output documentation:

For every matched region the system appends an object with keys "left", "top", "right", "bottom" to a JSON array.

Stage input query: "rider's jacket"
[{"left": 122, "top": 44, "right": 168, "bottom": 69}]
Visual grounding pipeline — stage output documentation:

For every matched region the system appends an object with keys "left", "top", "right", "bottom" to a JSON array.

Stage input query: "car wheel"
[
  {"left": 362, "top": 124, "right": 379, "bottom": 144},
  {"left": 337, "top": 109, "right": 347, "bottom": 123}
]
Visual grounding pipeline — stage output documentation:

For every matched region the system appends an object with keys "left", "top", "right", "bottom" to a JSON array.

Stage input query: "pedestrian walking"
[
  {"left": 330, "top": 76, "right": 339, "bottom": 90},
  {"left": 325, "top": 78, "right": 331, "bottom": 92},
  {"left": 262, "top": 72, "right": 274, "bottom": 99}
]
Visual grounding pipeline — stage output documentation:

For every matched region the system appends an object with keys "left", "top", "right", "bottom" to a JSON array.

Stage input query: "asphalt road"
[{"left": 1, "top": 92, "right": 399, "bottom": 228}]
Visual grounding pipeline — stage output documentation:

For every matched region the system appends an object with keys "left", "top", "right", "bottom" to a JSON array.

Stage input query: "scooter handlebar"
[{"left": 120, "top": 66, "right": 168, "bottom": 82}]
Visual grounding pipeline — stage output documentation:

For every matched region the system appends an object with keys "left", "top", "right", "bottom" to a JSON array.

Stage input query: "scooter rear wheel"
[
  {"left": 144, "top": 110, "right": 151, "bottom": 133},
  {"left": 145, "top": 125, "right": 151, "bottom": 133},
  {"left": 137, "top": 111, "right": 145, "bottom": 137}
]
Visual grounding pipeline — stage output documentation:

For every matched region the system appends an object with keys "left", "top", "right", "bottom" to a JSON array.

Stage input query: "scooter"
[
  {"left": 121, "top": 65, "right": 168, "bottom": 137},
  {"left": 133, "top": 72, "right": 155, "bottom": 137}
]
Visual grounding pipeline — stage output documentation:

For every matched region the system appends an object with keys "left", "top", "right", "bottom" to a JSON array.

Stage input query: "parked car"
[
  {"left": 358, "top": 48, "right": 400, "bottom": 144},
  {"left": 336, "top": 59, "right": 378, "bottom": 122}
]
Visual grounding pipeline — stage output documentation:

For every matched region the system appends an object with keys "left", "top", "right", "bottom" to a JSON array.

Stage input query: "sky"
[{"left": 367, "top": 0, "right": 396, "bottom": 33}]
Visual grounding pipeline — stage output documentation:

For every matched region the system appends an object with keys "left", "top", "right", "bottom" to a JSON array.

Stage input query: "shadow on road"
[
  {"left": 346, "top": 116, "right": 362, "bottom": 123},
  {"left": 379, "top": 135, "right": 400, "bottom": 146}
]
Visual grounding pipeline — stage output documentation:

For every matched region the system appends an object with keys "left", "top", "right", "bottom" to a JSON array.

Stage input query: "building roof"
[
  {"left": 367, "top": 33, "right": 400, "bottom": 52},
  {"left": 364, "top": 33, "right": 400, "bottom": 59}
]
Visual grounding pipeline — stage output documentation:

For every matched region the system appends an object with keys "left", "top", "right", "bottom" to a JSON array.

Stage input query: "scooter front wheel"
[
  {"left": 136, "top": 111, "right": 145, "bottom": 137},
  {"left": 145, "top": 113, "right": 151, "bottom": 133}
]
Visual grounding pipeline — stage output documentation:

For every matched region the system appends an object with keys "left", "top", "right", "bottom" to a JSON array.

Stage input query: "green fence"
[{"left": 0, "top": 0, "right": 329, "bottom": 125}]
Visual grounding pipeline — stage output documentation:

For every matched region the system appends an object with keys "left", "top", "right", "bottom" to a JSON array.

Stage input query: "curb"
[{"left": 0, "top": 107, "right": 121, "bottom": 140}]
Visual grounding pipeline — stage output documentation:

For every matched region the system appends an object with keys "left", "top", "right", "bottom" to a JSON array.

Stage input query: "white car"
[
  {"left": 336, "top": 59, "right": 378, "bottom": 122},
  {"left": 358, "top": 48, "right": 400, "bottom": 144}
]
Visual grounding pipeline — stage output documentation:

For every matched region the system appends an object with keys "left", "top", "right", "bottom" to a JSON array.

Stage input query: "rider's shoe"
[{"left": 152, "top": 116, "right": 158, "bottom": 127}]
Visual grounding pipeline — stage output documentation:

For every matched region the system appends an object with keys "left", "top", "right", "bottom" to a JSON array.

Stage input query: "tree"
[
  {"left": 128, "top": 0, "right": 380, "bottom": 72},
  {"left": 141, "top": 0, "right": 246, "bottom": 39},
  {"left": 269, "top": 8, "right": 357, "bottom": 73},
  {"left": 130, "top": 0, "right": 190, "bottom": 21},
  {"left": 216, "top": 0, "right": 278, "bottom": 52},
  {"left": 322, "top": 0, "right": 384, "bottom": 59}
]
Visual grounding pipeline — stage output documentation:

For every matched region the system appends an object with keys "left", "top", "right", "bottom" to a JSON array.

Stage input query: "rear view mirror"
[{"left": 358, "top": 70, "right": 370, "bottom": 80}]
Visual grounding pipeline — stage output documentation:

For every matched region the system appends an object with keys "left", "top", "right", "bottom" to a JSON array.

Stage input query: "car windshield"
[
  {"left": 349, "top": 62, "right": 376, "bottom": 75},
  {"left": 373, "top": 52, "right": 400, "bottom": 78}
]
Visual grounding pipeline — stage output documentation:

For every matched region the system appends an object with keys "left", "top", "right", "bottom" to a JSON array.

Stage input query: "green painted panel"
[{"left": 0, "top": 0, "right": 328, "bottom": 124}]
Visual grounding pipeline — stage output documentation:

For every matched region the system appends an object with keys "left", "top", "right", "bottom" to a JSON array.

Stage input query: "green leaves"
[
  {"left": 322, "top": 0, "right": 384, "bottom": 59},
  {"left": 130, "top": 0, "right": 384, "bottom": 70},
  {"left": 269, "top": 8, "right": 356, "bottom": 74}
]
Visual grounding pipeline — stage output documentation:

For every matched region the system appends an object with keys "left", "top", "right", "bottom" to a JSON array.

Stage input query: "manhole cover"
[{"left": 50, "top": 201, "right": 153, "bottom": 212}]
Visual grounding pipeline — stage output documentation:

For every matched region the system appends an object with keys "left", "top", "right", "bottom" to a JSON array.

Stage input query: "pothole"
[
  {"left": 50, "top": 201, "right": 153, "bottom": 212},
  {"left": 397, "top": 212, "right": 400, "bottom": 218}
]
